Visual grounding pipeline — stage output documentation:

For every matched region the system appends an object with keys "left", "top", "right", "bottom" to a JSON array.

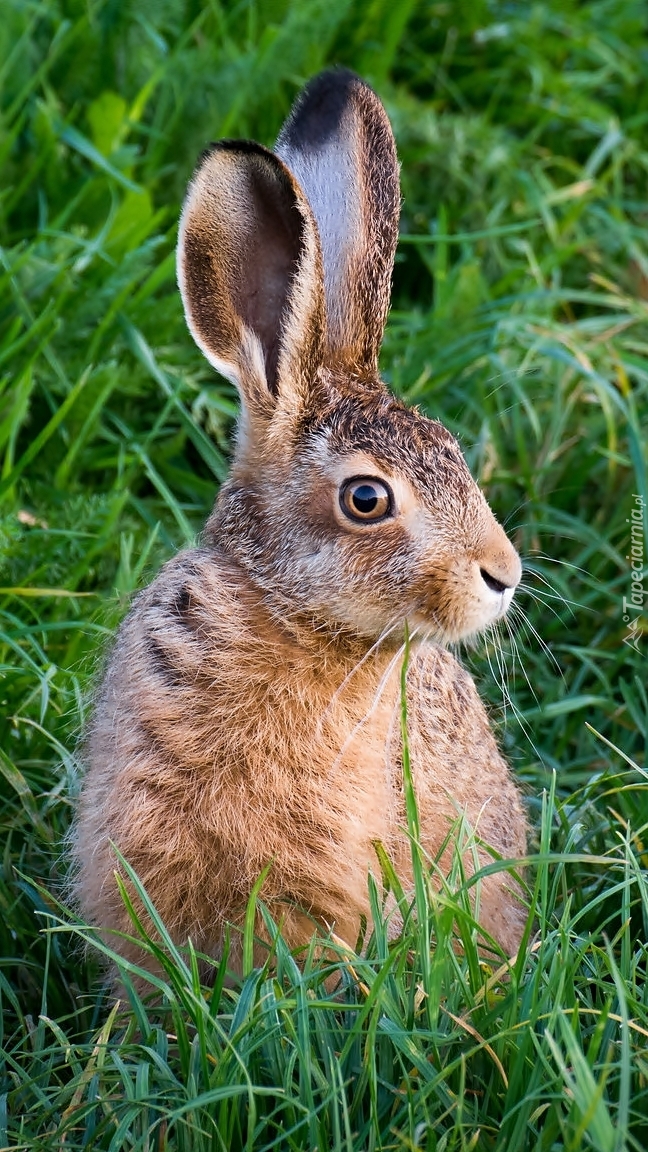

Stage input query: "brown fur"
[
  {"left": 73, "top": 69, "right": 528, "bottom": 982},
  {"left": 277, "top": 69, "right": 400, "bottom": 373}
]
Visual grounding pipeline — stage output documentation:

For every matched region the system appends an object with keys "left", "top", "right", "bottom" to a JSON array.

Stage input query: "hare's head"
[{"left": 178, "top": 69, "right": 520, "bottom": 645}]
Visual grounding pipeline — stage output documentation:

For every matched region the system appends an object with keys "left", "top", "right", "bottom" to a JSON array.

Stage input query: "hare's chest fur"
[
  {"left": 77, "top": 547, "right": 526, "bottom": 960},
  {"left": 122, "top": 548, "right": 404, "bottom": 808},
  {"left": 79, "top": 550, "right": 404, "bottom": 938}
]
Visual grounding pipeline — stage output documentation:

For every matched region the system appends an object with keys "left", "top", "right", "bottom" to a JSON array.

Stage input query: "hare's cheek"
[
  {"left": 409, "top": 563, "right": 457, "bottom": 630},
  {"left": 342, "top": 525, "right": 415, "bottom": 586},
  {"left": 306, "top": 529, "right": 417, "bottom": 634}
]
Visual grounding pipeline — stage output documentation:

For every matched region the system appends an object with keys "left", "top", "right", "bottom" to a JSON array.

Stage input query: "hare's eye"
[{"left": 340, "top": 478, "right": 392, "bottom": 523}]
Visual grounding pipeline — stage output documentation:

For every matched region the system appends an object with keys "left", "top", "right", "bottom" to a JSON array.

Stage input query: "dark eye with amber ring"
[{"left": 340, "top": 477, "right": 393, "bottom": 523}]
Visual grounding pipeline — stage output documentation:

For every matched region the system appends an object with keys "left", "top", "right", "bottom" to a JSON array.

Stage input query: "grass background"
[{"left": 1, "top": 0, "right": 647, "bottom": 1147}]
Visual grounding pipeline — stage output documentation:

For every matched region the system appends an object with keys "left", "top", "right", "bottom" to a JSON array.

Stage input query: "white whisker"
[
  {"left": 316, "top": 615, "right": 403, "bottom": 732},
  {"left": 520, "top": 583, "right": 574, "bottom": 624},
  {"left": 524, "top": 550, "right": 595, "bottom": 578},
  {"left": 510, "top": 602, "right": 566, "bottom": 682},
  {"left": 504, "top": 615, "right": 540, "bottom": 708},
  {"left": 329, "top": 628, "right": 422, "bottom": 771},
  {"left": 521, "top": 566, "right": 583, "bottom": 614}
]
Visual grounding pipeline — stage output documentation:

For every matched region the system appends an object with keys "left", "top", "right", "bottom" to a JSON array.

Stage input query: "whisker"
[
  {"left": 524, "top": 551, "right": 595, "bottom": 578},
  {"left": 519, "top": 583, "right": 574, "bottom": 624},
  {"left": 328, "top": 628, "right": 422, "bottom": 771},
  {"left": 317, "top": 615, "right": 403, "bottom": 730},
  {"left": 490, "top": 623, "right": 510, "bottom": 711},
  {"left": 522, "top": 579, "right": 578, "bottom": 611},
  {"left": 482, "top": 626, "right": 508, "bottom": 725},
  {"left": 504, "top": 615, "right": 540, "bottom": 707},
  {"left": 501, "top": 500, "right": 531, "bottom": 531},
  {"left": 510, "top": 603, "right": 566, "bottom": 682},
  {"left": 522, "top": 567, "right": 582, "bottom": 613},
  {"left": 482, "top": 622, "right": 543, "bottom": 758}
]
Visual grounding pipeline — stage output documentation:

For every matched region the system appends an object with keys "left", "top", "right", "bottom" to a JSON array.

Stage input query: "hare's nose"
[
  {"left": 480, "top": 568, "right": 515, "bottom": 594},
  {"left": 478, "top": 522, "right": 522, "bottom": 594}
]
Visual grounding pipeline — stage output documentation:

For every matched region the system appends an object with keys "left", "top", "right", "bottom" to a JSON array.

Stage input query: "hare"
[{"left": 74, "top": 68, "right": 528, "bottom": 980}]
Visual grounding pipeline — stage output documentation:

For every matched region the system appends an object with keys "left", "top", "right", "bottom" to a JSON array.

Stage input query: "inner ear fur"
[
  {"left": 276, "top": 69, "right": 400, "bottom": 376},
  {"left": 178, "top": 140, "right": 324, "bottom": 416}
]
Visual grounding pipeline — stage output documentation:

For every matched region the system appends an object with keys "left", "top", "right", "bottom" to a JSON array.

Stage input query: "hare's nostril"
[{"left": 480, "top": 568, "right": 510, "bottom": 594}]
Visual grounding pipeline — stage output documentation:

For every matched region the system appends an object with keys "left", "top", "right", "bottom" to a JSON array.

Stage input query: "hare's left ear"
[
  {"left": 277, "top": 69, "right": 400, "bottom": 376},
  {"left": 177, "top": 141, "right": 325, "bottom": 448}
]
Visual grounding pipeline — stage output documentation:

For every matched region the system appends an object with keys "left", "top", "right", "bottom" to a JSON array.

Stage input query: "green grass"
[{"left": 1, "top": 0, "right": 647, "bottom": 1147}]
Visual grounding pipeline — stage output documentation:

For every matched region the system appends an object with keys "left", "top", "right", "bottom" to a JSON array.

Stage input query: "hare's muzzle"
[{"left": 475, "top": 529, "right": 522, "bottom": 620}]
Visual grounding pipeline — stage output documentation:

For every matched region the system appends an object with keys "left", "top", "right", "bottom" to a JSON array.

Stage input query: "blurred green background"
[{"left": 1, "top": 1, "right": 647, "bottom": 1147}]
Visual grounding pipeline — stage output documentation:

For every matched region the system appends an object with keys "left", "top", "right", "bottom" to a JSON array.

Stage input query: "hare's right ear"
[
  {"left": 276, "top": 69, "right": 400, "bottom": 376},
  {"left": 177, "top": 141, "right": 324, "bottom": 445}
]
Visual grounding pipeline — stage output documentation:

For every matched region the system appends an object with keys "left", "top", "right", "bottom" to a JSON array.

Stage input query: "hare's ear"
[
  {"left": 276, "top": 69, "right": 400, "bottom": 376},
  {"left": 178, "top": 141, "right": 324, "bottom": 444}
]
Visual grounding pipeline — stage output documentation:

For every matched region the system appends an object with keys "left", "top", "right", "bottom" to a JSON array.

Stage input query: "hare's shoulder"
[
  {"left": 103, "top": 547, "right": 249, "bottom": 698},
  {"left": 136, "top": 545, "right": 241, "bottom": 630},
  {"left": 91, "top": 547, "right": 264, "bottom": 772}
]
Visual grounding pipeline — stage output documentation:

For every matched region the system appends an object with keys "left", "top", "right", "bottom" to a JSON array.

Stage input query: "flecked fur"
[{"left": 74, "top": 69, "right": 528, "bottom": 982}]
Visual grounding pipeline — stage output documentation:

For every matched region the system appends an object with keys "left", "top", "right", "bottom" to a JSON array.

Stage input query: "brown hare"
[{"left": 74, "top": 69, "right": 527, "bottom": 980}]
